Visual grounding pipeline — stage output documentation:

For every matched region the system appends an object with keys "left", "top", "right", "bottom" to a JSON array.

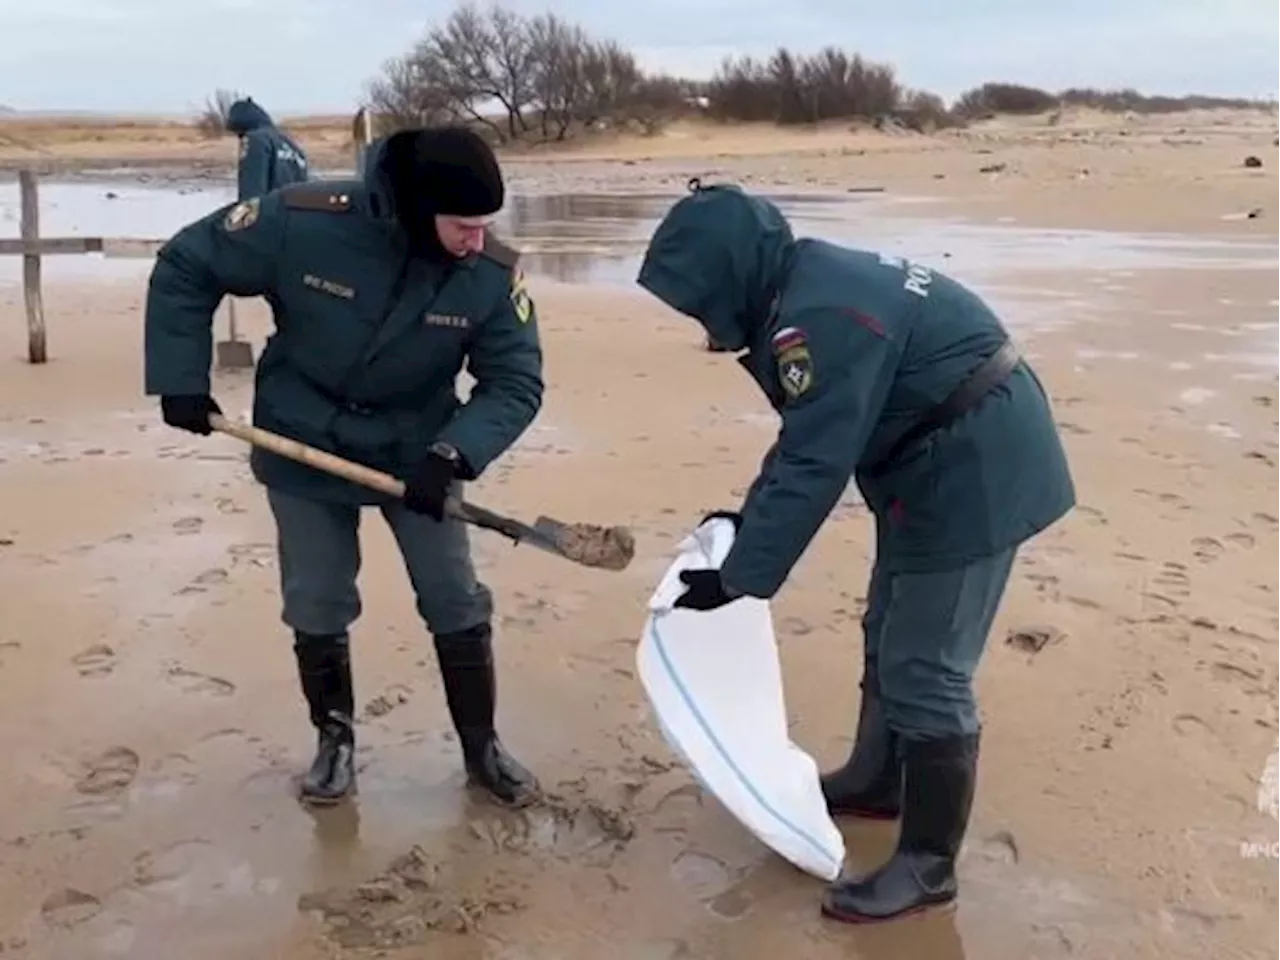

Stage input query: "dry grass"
[{"left": 0, "top": 113, "right": 358, "bottom": 171}]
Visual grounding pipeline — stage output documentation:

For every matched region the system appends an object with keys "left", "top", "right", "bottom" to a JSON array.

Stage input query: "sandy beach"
[{"left": 0, "top": 108, "right": 1277, "bottom": 960}]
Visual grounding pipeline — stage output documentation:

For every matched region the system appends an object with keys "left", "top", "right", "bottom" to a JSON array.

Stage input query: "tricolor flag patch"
[
  {"left": 770, "top": 325, "right": 813, "bottom": 400},
  {"left": 771, "top": 326, "right": 806, "bottom": 353}
]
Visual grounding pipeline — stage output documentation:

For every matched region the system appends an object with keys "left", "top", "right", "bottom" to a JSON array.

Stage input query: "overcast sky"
[{"left": 2, "top": 0, "right": 1277, "bottom": 114}]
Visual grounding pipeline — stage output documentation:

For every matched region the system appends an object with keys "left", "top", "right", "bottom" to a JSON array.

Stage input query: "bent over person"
[
  {"left": 635, "top": 181, "right": 1075, "bottom": 922},
  {"left": 143, "top": 126, "right": 544, "bottom": 809},
  {"left": 225, "top": 97, "right": 309, "bottom": 200}
]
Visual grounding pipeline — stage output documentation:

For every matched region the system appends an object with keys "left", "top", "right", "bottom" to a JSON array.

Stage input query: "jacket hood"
[
  {"left": 225, "top": 98, "right": 274, "bottom": 135},
  {"left": 636, "top": 182, "right": 795, "bottom": 351},
  {"left": 361, "top": 131, "right": 408, "bottom": 220}
]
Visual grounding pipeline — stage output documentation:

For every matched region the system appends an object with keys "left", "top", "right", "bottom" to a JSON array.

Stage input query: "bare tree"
[
  {"left": 366, "top": 55, "right": 456, "bottom": 134},
  {"left": 526, "top": 13, "right": 590, "bottom": 139},
  {"left": 365, "top": 1, "right": 691, "bottom": 144},
  {"left": 411, "top": 1, "right": 535, "bottom": 142},
  {"left": 577, "top": 41, "right": 644, "bottom": 126},
  {"left": 194, "top": 88, "right": 243, "bottom": 139},
  {"left": 769, "top": 49, "right": 807, "bottom": 124},
  {"left": 706, "top": 46, "right": 905, "bottom": 125}
]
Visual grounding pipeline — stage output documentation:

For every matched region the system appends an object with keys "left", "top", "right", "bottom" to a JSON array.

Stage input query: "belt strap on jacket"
[{"left": 863, "top": 340, "right": 1021, "bottom": 478}]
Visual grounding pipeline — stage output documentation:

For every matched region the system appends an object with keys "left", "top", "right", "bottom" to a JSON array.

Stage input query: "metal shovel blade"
[
  {"left": 216, "top": 339, "right": 255, "bottom": 369},
  {"left": 216, "top": 299, "right": 254, "bottom": 370},
  {"left": 453, "top": 501, "right": 565, "bottom": 557}
]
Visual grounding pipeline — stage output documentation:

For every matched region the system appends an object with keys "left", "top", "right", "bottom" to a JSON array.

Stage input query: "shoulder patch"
[
  {"left": 509, "top": 269, "right": 534, "bottom": 324},
  {"left": 481, "top": 233, "right": 520, "bottom": 270},
  {"left": 223, "top": 197, "right": 260, "bottom": 232},
  {"left": 282, "top": 184, "right": 354, "bottom": 213},
  {"left": 771, "top": 326, "right": 806, "bottom": 352},
  {"left": 771, "top": 326, "right": 813, "bottom": 400}
]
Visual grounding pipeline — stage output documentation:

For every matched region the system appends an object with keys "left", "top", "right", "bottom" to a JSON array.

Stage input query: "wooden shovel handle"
[{"left": 209, "top": 414, "right": 407, "bottom": 498}]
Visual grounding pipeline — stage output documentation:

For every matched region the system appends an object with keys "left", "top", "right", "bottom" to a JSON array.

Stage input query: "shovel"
[
  {"left": 215, "top": 300, "right": 254, "bottom": 370},
  {"left": 207, "top": 415, "right": 636, "bottom": 571}
]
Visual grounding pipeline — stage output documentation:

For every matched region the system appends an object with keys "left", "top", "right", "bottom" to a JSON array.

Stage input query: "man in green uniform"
[
  {"left": 143, "top": 126, "right": 544, "bottom": 810},
  {"left": 636, "top": 181, "right": 1075, "bottom": 922},
  {"left": 225, "top": 97, "right": 309, "bottom": 200}
]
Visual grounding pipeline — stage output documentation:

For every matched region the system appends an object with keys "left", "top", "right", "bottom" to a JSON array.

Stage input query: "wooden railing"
[{"left": 1, "top": 170, "right": 166, "bottom": 363}]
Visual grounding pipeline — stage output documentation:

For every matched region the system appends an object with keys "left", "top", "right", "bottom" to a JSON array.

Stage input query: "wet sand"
[{"left": 0, "top": 113, "right": 1277, "bottom": 960}]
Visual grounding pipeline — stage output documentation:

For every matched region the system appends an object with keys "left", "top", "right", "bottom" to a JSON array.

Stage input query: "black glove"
[
  {"left": 673, "top": 569, "right": 738, "bottom": 611},
  {"left": 700, "top": 510, "right": 742, "bottom": 532},
  {"left": 160, "top": 394, "right": 221, "bottom": 435},
  {"left": 402, "top": 451, "right": 457, "bottom": 521}
]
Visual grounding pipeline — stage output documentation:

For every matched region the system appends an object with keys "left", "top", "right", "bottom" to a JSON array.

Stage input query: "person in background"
[
  {"left": 225, "top": 96, "right": 309, "bottom": 200},
  {"left": 635, "top": 180, "right": 1075, "bottom": 924}
]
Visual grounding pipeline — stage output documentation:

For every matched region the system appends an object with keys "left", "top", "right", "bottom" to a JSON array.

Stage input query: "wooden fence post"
[
  {"left": 3, "top": 170, "right": 167, "bottom": 363},
  {"left": 18, "top": 170, "right": 46, "bottom": 364},
  {"left": 352, "top": 107, "right": 373, "bottom": 175}
]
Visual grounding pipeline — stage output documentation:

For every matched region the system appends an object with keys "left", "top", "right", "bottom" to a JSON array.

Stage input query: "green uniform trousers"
[
  {"left": 266, "top": 488, "right": 493, "bottom": 640},
  {"left": 863, "top": 524, "right": 1017, "bottom": 740}
]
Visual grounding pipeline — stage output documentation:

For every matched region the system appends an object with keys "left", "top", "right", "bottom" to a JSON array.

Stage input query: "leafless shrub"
[
  {"left": 705, "top": 46, "right": 908, "bottom": 126},
  {"left": 1057, "top": 87, "right": 1277, "bottom": 114},
  {"left": 194, "top": 88, "right": 243, "bottom": 139},
  {"left": 952, "top": 83, "right": 1059, "bottom": 121},
  {"left": 365, "top": 1, "right": 694, "bottom": 143}
]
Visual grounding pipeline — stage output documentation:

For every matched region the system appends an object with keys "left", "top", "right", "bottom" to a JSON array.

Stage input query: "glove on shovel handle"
[
  {"left": 209, "top": 414, "right": 471, "bottom": 520},
  {"left": 206, "top": 415, "right": 635, "bottom": 570}
]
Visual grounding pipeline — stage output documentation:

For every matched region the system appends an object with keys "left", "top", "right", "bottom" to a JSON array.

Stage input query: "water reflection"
[
  {"left": 1, "top": 179, "right": 1274, "bottom": 292},
  {"left": 492, "top": 191, "right": 863, "bottom": 283}
]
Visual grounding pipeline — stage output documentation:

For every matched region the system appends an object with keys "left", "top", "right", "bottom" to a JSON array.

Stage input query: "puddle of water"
[
  {"left": 0, "top": 180, "right": 238, "bottom": 284},
  {"left": 3, "top": 179, "right": 1275, "bottom": 288}
]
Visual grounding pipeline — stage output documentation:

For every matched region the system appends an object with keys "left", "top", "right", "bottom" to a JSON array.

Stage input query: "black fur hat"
[{"left": 388, "top": 126, "right": 504, "bottom": 217}]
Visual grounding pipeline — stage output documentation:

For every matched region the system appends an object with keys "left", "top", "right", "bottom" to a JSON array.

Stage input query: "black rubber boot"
[
  {"left": 294, "top": 632, "right": 356, "bottom": 805},
  {"left": 820, "top": 679, "right": 902, "bottom": 819},
  {"left": 821, "top": 733, "right": 979, "bottom": 923},
  {"left": 433, "top": 624, "right": 539, "bottom": 808}
]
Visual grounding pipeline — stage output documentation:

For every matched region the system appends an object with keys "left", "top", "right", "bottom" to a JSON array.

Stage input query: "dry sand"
[{"left": 0, "top": 110, "right": 1277, "bottom": 960}]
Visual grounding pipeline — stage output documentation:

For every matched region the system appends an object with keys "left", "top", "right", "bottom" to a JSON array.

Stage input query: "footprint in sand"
[
  {"left": 1153, "top": 563, "right": 1192, "bottom": 598},
  {"left": 1209, "top": 660, "right": 1264, "bottom": 688},
  {"left": 132, "top": 838, "right": 216, "bottom": 891},
  {"left": 1076, "top": 505, "right": 1107, "bottom": 525},
  {"left": 669, "top": 849, "right": 733, "bottom": 898},
  {"left": 1192, "top": 537, "right": 1225, "bottom": 563},
  {"left": 71, "top": 644, "right": 116, "bottom": 677},
  {"left": 1252, "top": 512, "right": 1278, "bottom": 528},
  {"left": 1160, "top": 903, "right": 1244, "bottom": 935},
  {"left": 40, "top": 888, "right": 102, "bottom": 927},
  {"left": 165, "top": 666, "right": 236, "bottom": 697},
  {"left": 1025, "top": 572, "right": 1060, "bottom": 596},
  {"left": 172, "top": 516, "right": 204, "bottom": 535},
  {"left": 175, "top": 568, "right": 229, "bottom": 595},
  {"left": 1224, "top": 532, "right": 1255, "bottom": 549},
  {"left": 1172, "top": 713, "right": 1214, "bottom": 738},
  {"left": 0, "top": 640, "right": 20, "bottom": 667},
  {"left": 228, "top": 542, "right": 275, "bottom": 568},
  {"left": 1140, "top": 592, "right": 1179, "bottom": 613},
  {"left": 360, "top": 684, "right": 413, "bottom": 721},
  {"left": 75, "top": 747, "right": 140, "bottom": 796},
  {"left": 972, "top": 830, "right": 1020, "bottom": 865}
]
